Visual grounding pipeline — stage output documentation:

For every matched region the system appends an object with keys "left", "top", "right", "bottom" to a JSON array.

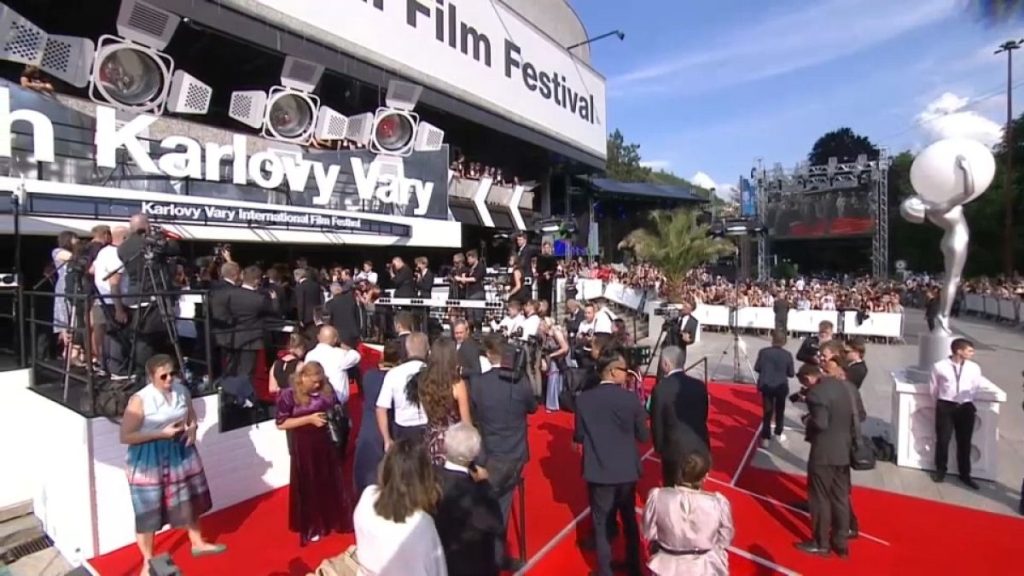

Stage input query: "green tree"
[
  {"left": 606, "top": 129, "right": 653, "bottom": 182},
  {"left": 619, "top": 208, "right": 734, "bottom": 301},
  {"left": 808, "top": 127, "right": 879, "bottom": 165}
]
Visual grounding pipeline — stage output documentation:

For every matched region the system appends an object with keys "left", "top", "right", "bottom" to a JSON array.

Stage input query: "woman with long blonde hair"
[
  {"left": 276, "top": 362, "right": 351, "bottom": 545},
  {"left": 418, "top": 337, "right": 472, "bottom": 466}
]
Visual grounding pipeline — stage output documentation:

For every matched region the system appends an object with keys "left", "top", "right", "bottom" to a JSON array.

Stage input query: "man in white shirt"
[
  {"left": 92, "top": 226, "right": 130, "bottom": 378},
  {"left": 576, "top": 303, "right": 597, "bottom": 339},
  {"left": 355, "top": 260, "right": 379, "bottom": 286},
  {"left": 493, "top": 301, "right": 525, "bottom": 336},
  {"left": 377, "top": 332, "right": 430, "bottom": 449},
  {"left": 305, "top": 325, "right": 360, "bottom": 405},
  {"left": 593, "top": 299, "right": 617, "bottom": 335},
  {"left": 519, "top": 300, "right": 542, "bottom": 341},
  {"left": 929, "top": 338, "right": 985, "bottom": 489}
]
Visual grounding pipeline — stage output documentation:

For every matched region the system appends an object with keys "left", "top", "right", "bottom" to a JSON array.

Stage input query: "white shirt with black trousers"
[{"left": 929, "top": 356, "right": 988, "bottom": 487}]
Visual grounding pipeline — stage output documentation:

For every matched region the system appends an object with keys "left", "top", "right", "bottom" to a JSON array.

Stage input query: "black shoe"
[
  {"left": 932, "top": 471, "right": 946, "bottom": 483},
  {"left": 795, "top": 541, "right": 830, "bottom": 556},
  {"left": 847, "top": 529, "right": 859, "bottom": 539},
  {"left": 834, "top": 548, "right": 850, "bottom": 559},
  {"left": 959, "top": 476, "right": 980, "bottom": 490}
]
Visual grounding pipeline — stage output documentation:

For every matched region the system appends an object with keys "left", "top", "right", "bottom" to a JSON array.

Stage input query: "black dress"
[{"left": 272, "top": 356, "right": 301, "bottom": 389}]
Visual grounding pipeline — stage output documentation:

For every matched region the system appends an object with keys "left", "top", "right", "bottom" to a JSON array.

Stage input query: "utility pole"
[{"left": 996, "top": 39, "right": 1023, "bottom": 275}]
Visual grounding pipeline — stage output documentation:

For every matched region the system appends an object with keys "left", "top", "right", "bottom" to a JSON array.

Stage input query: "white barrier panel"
[
  {"left": 683, "top": 305, "right": 903, "bottom": 339},
  {"left": 577, "top": 279, "right": 604, "bottom": 301},
  {"left": 998, "top": 298, "right": 1017, "bottom": 322},
  {"left": 842, "top": 311, "right": 903, "bottom": 339},
  {"left": 788, "top": 310, "right": 840, "bottom": 334},
  {"left": 176, "top": 293, "right": 204, "bottom": 339},
  {"left": 601, "top": 282, "right": 649, "bottom": 310},
  {"left": 965, "top": 294, "right": 985, "bottom": 315},
  {"left": 985, "top": 297, "right": 999, "bottom": 317}
]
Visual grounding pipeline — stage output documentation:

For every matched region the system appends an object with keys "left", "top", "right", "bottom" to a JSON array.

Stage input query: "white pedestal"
[{"left": 890, "top": 370, "right": 1007, "bottom": 481}]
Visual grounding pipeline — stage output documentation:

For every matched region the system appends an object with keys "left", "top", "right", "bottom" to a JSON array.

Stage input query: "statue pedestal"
[
  {"left": 889, "top": 369, "right": 1006, "bottom": 481},
  {"left": 906, "top": 332, "right": 956, "bottom": 381}
]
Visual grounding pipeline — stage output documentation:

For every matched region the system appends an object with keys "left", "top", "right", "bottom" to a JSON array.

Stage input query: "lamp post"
[
  {"left": 995, "top": 38, "right": 1023, "bottom": 275},
  {"left": 566, "top": 30, "right": 625, "bottom": 51}
]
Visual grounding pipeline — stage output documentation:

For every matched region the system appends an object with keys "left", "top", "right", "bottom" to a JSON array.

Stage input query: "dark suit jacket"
[
  {"left": 516, "top": 244, "right": 539, "bottom": 276},
  {"left": 392, "top": 332, "right": 410, "bottom": 361},
  {"left": 436, "top": 468, "right": 503, "bottom": 576},
  {"left": 574, "top": 382, "right": 650, "bottom": 484},
  {"left": 805, "top": 376, "right": 863, "bottom": 466},
  {"left": 391, "top": 266, "right": 416, "bottom": 297},
  {"left": 327, "top": 291, "right": 361, "bottom": 344},
  {"left": 667, "top": 315, "right": 699, "bottom": 350},
  {"left": 294, "top": 279, "right": 322, "bottom": 326},
  {"left": 796, "top": 335, "right": 823, "bottom": 365},
  {"left": 465, "top": 262, "right": 486, "bottom": 298},
  {"left": 754, "top": 346, "right": 795, "bottom": 390},
  {"left": 208, "top": 281, "right": 240, "bottom": 348},
  {"left": 846, "top": 361, "right": 868, "bottom": 390},
  {"left": 456, "top": 339, "right": 482, "bottom": 377},
  {"left": 415, "top": 269, "right": 435, "bottom": 298},
  {"left": 469, "top": 369, "right": 537, "bottom": 469},
  {"left": 227, "top": 286, "right": 277, "bottom": 350},
  {"left": 773, "top": 299, "right": 790, "bottom": 325},
  {"left": 649, "top": 371, "right": 709, "bottom": 456}
]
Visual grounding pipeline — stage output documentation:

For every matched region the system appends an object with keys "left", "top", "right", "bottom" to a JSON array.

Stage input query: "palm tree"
[{"left": 619, "top": 208, "right": 734, "bottom": 301}]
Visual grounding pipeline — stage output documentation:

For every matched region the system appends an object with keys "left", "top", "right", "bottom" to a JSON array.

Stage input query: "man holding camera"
[
  {"left": 469, "top": 335, "right": 538, "bottom": 571},
  {"left": 796, "top": 320, "right": 834, "bottom": 365},
  {"left": 663, "top": 300, "right": 698, "bottom": 367}
]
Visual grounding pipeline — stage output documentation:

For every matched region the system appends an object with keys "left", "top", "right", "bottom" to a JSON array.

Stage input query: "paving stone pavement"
[{"left": 642, "top": 309, "right": 1024, "bottom": 518}]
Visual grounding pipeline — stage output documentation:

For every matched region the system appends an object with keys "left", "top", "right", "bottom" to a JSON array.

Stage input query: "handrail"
[{"left": 685, "top": 356, "right": 709, "bottom": 389}]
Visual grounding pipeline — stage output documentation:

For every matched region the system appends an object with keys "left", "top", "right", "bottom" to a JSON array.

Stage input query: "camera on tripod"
[
  {"left": 143, "top": 225, "right": 173, "bottom": 258},
  {"left": 498, "top": 338, "right": 527, "bottom": 382},
  {"left": 652, "top": 303, "right": 682, "bottom": 320}
]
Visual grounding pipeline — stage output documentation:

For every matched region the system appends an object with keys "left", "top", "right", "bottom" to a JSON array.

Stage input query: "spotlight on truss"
[{"left": 344, "top": 80, "right": 445, "bottom": 158}]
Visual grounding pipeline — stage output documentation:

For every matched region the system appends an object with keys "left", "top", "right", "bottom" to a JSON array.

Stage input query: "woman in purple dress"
[{"left": 276, "top": 361, "right": 352, "bottom": 545}]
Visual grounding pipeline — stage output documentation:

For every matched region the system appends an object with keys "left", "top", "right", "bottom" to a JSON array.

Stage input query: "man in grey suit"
[{"left": 796, "top": 360, "right": 859, "bottom": 558}]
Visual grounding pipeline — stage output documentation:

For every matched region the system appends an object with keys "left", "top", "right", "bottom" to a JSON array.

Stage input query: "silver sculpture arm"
[{"left": 922, "top": 155, "right": 974, "bottom": 214}]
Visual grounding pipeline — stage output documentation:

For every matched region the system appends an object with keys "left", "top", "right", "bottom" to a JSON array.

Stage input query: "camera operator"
[
  {"left": 492, "top": 301, "right": 525, "bottom": 337},
  {"left": 116, "top": 214, "right": 181, "bottom": 378},
  {"left": 448, "top": 253, "right": 467, "bottom": 299},
  {"left": 574, "top": 304, "right": 597, "bottom": 370},
  {"left": 564, "top": 299, "right": 583, "bottom": 340},
  {"left": 92, "top": 226, "right": 131, "bottom": 379},
  {"left": 456, "top": 250, "right": 486, "bottom": 332},
  {"left": 468, "top": 334, "right": 537, "bottom": 571},
  {"left": 662, "top": 300, "right": 698, "bottom": 367},
  {"left": 796, "top": 320, "right": 834, "bottom": 365}
]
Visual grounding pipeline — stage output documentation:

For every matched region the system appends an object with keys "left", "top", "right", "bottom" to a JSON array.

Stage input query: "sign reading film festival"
[{"left": 0, "top": 83, "right": 450, "bottom": 233}]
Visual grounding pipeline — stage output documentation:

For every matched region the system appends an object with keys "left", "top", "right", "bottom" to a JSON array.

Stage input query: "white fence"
[
  {"left": 689, "top": 305, "right": 904, "bottom": 339},
  {"left": 557, "top": 278, "right": 654, "bottom": 311},
  {"left": 963, "top": 294, "right": 1022, "bottom": 324}
]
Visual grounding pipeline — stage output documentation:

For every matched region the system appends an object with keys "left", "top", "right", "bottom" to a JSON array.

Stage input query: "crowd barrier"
[
  {"left": 689, "top": 305, "right": 904, "bottom": 339},
  {"left": 963, "top": 293, "right": 1022, "bottom": 324},
  {"left": 559, "top": 278, "right": 654, "bottom": 311}
]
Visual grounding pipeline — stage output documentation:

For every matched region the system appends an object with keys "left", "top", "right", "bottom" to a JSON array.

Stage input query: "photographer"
[
  {"left": 796, "top": 320, "right": 834, "bottom": 365},
  {"left": 663, "top": 300, "right": 698, "bottom": 367},
  {"left": 456, "top": 250, "right": 486, "bottom": 331},
  {"left": 116, "top": 214, "right": 181, "bottom": 378},
  {"left": 468, "top": 334, "right": 537, "bottom": 571}
]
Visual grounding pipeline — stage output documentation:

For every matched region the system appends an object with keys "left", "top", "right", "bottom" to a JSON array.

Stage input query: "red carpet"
[{"left": 89, "top": 379, "right": 1024, "bottom": 576}]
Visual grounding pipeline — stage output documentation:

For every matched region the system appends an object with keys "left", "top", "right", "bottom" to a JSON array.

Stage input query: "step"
[
  {"left": 0, "top": 516, "right": 43, "bottom": 558},
  {"left": 0, "top": 504, "right": 30, "bottom": 526},
  {"left": 6, "top": 546, "right": 71, "bottom": 576}
]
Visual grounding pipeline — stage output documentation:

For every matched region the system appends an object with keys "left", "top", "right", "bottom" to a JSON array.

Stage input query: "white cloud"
[
  {"left": 609, "top": 0, "right": 957, "bottom": 98},
  {"left": 640, "top": 159, "right": 671, "bottom": 170},
  {"left": 916, "top": 91, "right": 1004, "bottom": 146},
  {"left": 691, "top": 172, "right": 737, "bottom": 201}
]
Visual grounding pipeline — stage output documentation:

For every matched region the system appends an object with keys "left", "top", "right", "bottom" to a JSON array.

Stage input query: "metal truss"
[{"left": 752, "top": 152, "right": 891, "bottom": 279}]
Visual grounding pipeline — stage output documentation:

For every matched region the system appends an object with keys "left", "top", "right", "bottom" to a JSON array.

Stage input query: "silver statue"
[{"left": 900, "top": 138, "right": 995, "bottom": 335}]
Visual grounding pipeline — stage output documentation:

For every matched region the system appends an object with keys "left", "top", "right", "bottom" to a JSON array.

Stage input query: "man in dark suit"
[
  {"left": 452, "top": 319, "right": 482, "bottom": 377},
  {"left": 327, "top": 281, "right": 361, "bottom": 345},
  {"left": 513, "top": 233, "right": 539, "bottom": 279},
  {"left": 773, "top": 291, "right": 790, "bottom": 335},
  {"left": 535, "top": 241, "right": 557, "bottom": 306},
  {"left": 457, "top": 250, "right": 487, "bottom": 332},
  {"left": 574, "top": 348, "right": 648, "bottom": 576},
  {"left": 389, "top": 256, "right": 416, "bottom": 297},
  {"left": 469, "top": 335, "right": 537, "bottom": 571},
  {"left": 208, "top": 261, "right": 241, "bottom": 380},
  {"left": 663, "top": 300, "right": 699, "bottom": 367},
  {"left": 226, "top": 266, "right": 278, "bottom": 380},
  {"left": 796, "top": 361, "right": 859, "bottom": 558},
  {"left": 843, "top": 337, "right": 868, "bottom": 390},
  {"left": 796, "top": 320, "right": 834, "bottom": 365},
  {"left": 414, "top": 256, "right": 438, "bottom": 337},
  {"left": 293, "top": 266, "right": 322, "bottom": 338},
  {"left": 649, "top": 345, "right": 709, "bottom": 486},
  {"left": 391, "top": 311, "right": 414, "bottom": 362},
  {"left": 435, "top": 422, "right": 504, "bottom": 576},
  {"left": 755, "top": 330, "right": 795, "bottom": 446}
]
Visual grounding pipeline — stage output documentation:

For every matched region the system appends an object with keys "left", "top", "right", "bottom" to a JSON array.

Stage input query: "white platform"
[
  {"left": 890, "top": 370, "right": 1007, "bottom": 481},
  {"left": 0, "top": 370, "right": 291, "bottom": 561}
]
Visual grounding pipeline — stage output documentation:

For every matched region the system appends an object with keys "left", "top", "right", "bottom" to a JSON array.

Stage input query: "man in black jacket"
[
  {"left": 663, "top": 300, "right": 699, "bottom": 367},
  {"left": 796, "top": 361, "right": 859, "bottom": 558},
  {"left": 773, "top": 292, "right": 791, "bottom": 335},
  {"left": 436, "top": 422, "right": 504, "bottom": 576},
  {"left": 293, "top": 267, "right": 322, "bottom": 338},
  {"left": 796, "top": 320, "right": 834, "bottom": 365},
  {"left": 649, "top": 345, "right": 709, "bottom": 485},
  {"left": 226, "top": 266, "right": 278, "bottom": 381},
  {"left": 452, "top": 319, "right": 482, "bottom": 377},
  {"left": 843, "top": 337, "right": 868, "bottom": 390},
  {"left": 574, "top": 348, "right": 648, "bottom": 576},
  {"left": 327, "top": 281, "right": 361, "bottom": 345},
  {"left": 469, "top": 335, "right": 537, "bottom": 571},
  {"left": 456, "top": 250, "right": 487, "bottom": 332},
  {"left": 755, "top": 330, "right": 795, "bottom": 446},
  {"left": 389, "top": 256, "right": 416, "bottom": 297}
]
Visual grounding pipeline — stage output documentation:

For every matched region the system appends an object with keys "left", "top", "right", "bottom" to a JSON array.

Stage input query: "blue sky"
[{"left": 573, "top": 0, "right": 1024, "bottom": 195}]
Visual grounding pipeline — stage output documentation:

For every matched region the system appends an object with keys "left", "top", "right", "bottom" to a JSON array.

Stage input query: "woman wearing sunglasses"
[{"left": 120, "top": 354, "right": 224, "bottom": 576}]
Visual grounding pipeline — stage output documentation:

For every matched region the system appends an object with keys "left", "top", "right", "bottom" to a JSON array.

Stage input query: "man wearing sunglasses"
[{"left": 574, "top": 349, "right": 648, "bottom": 576}]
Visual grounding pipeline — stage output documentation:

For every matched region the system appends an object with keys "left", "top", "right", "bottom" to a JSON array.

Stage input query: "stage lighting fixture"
[
  {"left": 343, "top": 80, "right": 445, "bottom": 158},
  {"left": 229, "top": 55, "right": 350, "bottom": 144},
  {"left": 0, "top": 3, "right": 94, "bottom": 87},
  {"left": 87, "top": 0, "right": 212, "bottom": 115}
]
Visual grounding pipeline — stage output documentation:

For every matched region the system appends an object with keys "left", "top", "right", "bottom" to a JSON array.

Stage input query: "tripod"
[{"left": 711, "top": 307, "right": 756, "bottom": 384}]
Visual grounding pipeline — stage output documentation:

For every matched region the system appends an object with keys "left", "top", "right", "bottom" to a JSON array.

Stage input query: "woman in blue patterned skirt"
[{"left": 120, "top": 354, "right": 225, "bottom": 575}]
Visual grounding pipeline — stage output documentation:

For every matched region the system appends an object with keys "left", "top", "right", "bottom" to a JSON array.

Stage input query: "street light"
[
  {"left": 995, "top": 38, "right": 1023, "bottom": 275},
  {"left": 566, "top": 30, "right": 625, "bottom": 51}
]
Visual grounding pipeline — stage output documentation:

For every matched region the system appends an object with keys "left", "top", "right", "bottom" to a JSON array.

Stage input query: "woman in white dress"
[
  {"left": 354, "top": 438, "right": 447, "bottom": 576},
  {"left": 643, "top": 451, "right": 734, "bottom": 576}
]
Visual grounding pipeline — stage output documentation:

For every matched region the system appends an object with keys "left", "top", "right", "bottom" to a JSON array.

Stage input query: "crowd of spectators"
[{"left": 449, "top": 152, "right": 521, "bottom": 188}]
